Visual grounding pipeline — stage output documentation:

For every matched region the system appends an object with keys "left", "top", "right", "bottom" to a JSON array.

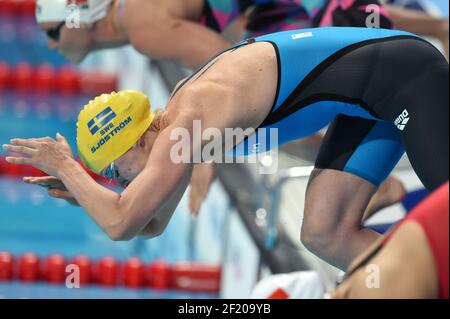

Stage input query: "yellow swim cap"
[{"left": 76, "top": 90, "right": 154, "bottom": 174}]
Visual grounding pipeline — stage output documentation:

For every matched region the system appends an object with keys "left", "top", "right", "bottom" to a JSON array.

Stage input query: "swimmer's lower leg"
[{"left": 363, "top": 176, "right": 406, "bottom": 222}]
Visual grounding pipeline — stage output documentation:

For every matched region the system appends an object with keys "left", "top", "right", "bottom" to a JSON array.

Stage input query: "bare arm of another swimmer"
[
  {"left": 130, "top": 5, "right": 232, "bottom": 69},
  {"left": 385, "top": 5, "right": 449, "bottom": 59},
  {"left": 331, "top": 221, "right": 438, "bottom": 299}
]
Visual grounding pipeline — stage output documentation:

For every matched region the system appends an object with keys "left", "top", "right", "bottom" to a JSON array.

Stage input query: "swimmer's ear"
[
  {"left": 135, "top": 135, "right": 146, "bottom": 148},
  {"left": 148, "top": 109, "right": 167, "bottom": 133},
  {"left": 137, "top": 127, "right": 156, "bottom": 149},
  {"left": 139, "top": 135, "right": 146, "bottom": 148}
]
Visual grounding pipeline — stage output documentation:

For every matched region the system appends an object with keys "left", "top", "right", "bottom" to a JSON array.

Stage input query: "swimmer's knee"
[
  {"left": 300, "top": 217, "right": 336, "bottom": 256},
  {"left": 301, "top": 207, "right": 359, "bottom": 257},
  {"left": 300, "top": 227, "right": 322, "bottom": 255},
  {"left": 301, "top": 223, "right": 357, "bottom": 261}
]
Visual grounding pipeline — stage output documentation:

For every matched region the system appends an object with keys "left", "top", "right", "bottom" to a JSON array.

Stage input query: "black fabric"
[
  {"left": 311, "top": 37, "right": 448, "bottom": 191},
  {"left": 202, "top": 0, "right": 254, "bottom": 32},
  {"left": 260, "top": 35, "right": 426, "bottom": 128},
  {"left": 312, "top": 0, "right": 393, "bottom": 29},
  {"left": 315, "top": 115, "right": 377, "bottom": 171},
  {"left": 246, "top": 3, "right": 308, "bottom": 32},
  {"left": 202, "top": 0, "right": 222, "bottom": 32},
  {"left": 370, "top": 38, "right": 449, "bottom": 191},
  {"left": 311, "top": 0, "right": 330, "bottom": 27},
  {"left": 332, "top": 0, "right": 393, "bottom": 29},
  {"left": 382, "top": 64, "right": 449, "bottom": 191}
]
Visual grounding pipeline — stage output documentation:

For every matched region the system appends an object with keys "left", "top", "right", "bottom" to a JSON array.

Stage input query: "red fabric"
[
  {"left": 268, "top": 288, "right": 289, "bottom": 299},
  {"left": 385, "top": 182, "right": 449, "bottom": 299}
]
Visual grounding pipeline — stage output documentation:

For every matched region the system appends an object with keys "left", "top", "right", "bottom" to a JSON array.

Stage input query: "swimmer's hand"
[
  {"left": 3, "top": 133, "right": 74, "bottom": 178},
  {"left": 23, "top": 176, "right": 80, "bottom": 206},
  {"left": 188, "top": 162, "right": 216, "bottom": 216}
]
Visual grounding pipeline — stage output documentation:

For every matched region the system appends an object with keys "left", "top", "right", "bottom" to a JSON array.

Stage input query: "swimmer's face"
[
  {"left": 39, "top": 22, "right": 95, "bottom": 64},
  {"left": 108, "top": 130, "right": 159, "bottom": 186}
]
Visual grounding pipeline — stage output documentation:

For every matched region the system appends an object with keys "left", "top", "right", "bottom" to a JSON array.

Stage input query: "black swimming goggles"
[{"left": 46, "top": 22, "right": 65, "bottom": 41}]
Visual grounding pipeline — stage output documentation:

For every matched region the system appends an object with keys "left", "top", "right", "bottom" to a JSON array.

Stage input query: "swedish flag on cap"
[{"left": 76, "top": 90, "right": 154, "bottom": 174}]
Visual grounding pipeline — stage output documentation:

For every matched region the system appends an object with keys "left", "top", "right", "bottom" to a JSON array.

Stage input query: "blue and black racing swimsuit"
[{"left": 174, "top": 27, "right": 449, "bottom": 191}]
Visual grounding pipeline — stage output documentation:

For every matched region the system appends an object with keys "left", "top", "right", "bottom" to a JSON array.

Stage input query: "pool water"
[{"left": 0, "top": 9, "right": 226, "bottom": 299}]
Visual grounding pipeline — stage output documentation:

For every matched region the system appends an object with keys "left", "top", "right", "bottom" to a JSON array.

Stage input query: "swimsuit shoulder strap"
[{"left": 170, "top": 39, "right": 254, "bottom": 100}]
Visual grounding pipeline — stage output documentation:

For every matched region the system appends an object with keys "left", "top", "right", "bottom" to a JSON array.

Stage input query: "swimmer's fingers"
[
  {"left": 188, "top": 188, "right": 201, "bottom": 216},
  {"left": 189, "top": 175, "right": 204, "bottom": 216},
  {"left": 23, "top": 176, "right": 65, "bottom": 189},
  {"left": 190, "top": 186, "right": 210, "bottom": 216},
  {"left": 2, "top": 138, "right": 41, "bottom": 162},
  {"left": 3, "top": 137, "right": 56, "bottom": 155},
  {"left": 188, "top": 163, "right": 216, "bottom": 216},
  {"left": 55, "top": 133, "right": 73, "bottom": 157},
  {"left": 3, "top": 156, "right": 33, "bottom": 165},
  {"left": 5, "top": 134, "right": 73, "bottom": 177},
  {"left": 31, "top": 137, "right": 54, "bottom": 143},
  {"left": 9, "top": 138, "right": 41, "bottom": 149},
  {"left": 2, "top": 144, "right": 37, "bottom": 156},
  {"left": 23, "top": 176, "right": 60, "bottom": 183},
  {"left": 56, "top": 133, "right": 68, "bottom": 145},
  {"left": 47, "top": 188, "right": 80, "bottom": 206},
  {"left": 48, "top": 188, "right": 71, "bottom": 198}
]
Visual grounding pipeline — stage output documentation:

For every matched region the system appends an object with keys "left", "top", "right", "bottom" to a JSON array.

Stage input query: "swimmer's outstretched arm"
[
  {"left": 65, "top": 122, "right": 194, "bottom": 241},
  {"left": 3, "top": 126, "right": 194, "bottom": 241},
  {"left": 5, "top": 79, "right": 241, "bottom": 240},
  {"left": 22, "top": 173, "right": 183, "bottom": 239}
]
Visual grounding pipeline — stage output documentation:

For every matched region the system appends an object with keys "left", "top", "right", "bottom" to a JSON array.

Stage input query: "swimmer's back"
[{"left": 167, "top": 41, "right": 279, "bottom": 132}]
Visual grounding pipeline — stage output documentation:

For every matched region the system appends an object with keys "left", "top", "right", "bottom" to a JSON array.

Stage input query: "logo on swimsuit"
[
  {"left": 291, "top": 32, "right": 313, "bottom": 40},
  {"left": 394, "top": 109, "right": 410, "bottom": 131},
  {"left": 88, "top": 107, "right": 117, "bottom": 135}
]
